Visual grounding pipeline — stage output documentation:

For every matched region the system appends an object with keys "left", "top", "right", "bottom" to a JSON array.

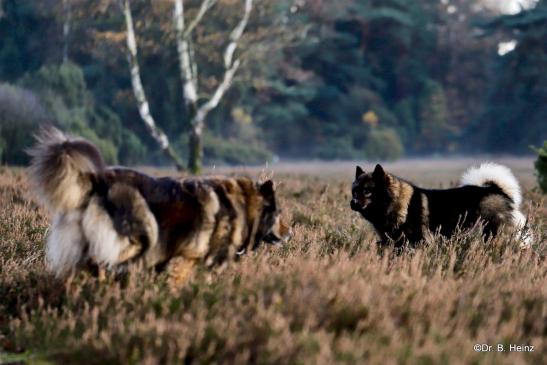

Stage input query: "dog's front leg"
[{"left": 166, "top": 257, "right": 197, "bottom": 289}]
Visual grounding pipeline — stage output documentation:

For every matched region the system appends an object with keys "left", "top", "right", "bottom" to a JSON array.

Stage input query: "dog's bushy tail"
[
  {"left": 460, "top": 162, "right": 522, "bottom": 208},
  {"left": 460, "top": 162, "right": 533, "bottom": 247},
  {"left": 27, "top": 127, "right": 105, "bottom": 212}
]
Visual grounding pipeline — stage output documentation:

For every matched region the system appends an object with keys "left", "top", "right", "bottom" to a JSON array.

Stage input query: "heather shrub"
[{"left": 0, "top": 161, "right": 545, "bottom": 365}]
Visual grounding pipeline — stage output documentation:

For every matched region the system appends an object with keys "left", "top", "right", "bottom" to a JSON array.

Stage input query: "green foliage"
[
  {"left": 471, "top": 0, "right": 547, "bottom": 154},
  {"left": 119, "top": 130, "right": 147, "bottom": 166},
  {"left": 0, "top": 0, "right": 543, "bottom": 165},
  {"left": 202, "top": 133, "right": 273, "bottom": 166},
  {"left": 365, "top": 128, "right": 404, "bottom": 161},
  {"left": 316, "top": 137, "right": 360, "bottom": 160},
  {"left": 0, "top": 0, "right": 56, "bottom": 82},
  {"left": 0, "top": 83, "right": 48, "bottom": 164},
  {"left": 19, "top": 61, "right": 88, "bottom": 108},
  {"left": 416, "top": 80, "right": 449, "bottom": 153},
  {"left": 534, "top": 141, "right": 547, "bottom": 193},
  {"left": 17, "top": 62, "right": 146, "bottom": 165},
  {"left": 394, "top": 98, "right": 418, "bottom": 145}
]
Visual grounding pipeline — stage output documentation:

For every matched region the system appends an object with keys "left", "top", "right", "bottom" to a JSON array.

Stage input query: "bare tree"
[
  {"left": 175, "top": 0, "right": 253, "bottom": 173},
  {"left": 120, "top": 0, "right": 253, "bottom": 173}
]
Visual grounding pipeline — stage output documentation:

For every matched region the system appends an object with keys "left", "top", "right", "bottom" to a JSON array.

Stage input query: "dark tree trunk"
[{"left": 188, "top": 126, "right": 202, "bottom": 174}]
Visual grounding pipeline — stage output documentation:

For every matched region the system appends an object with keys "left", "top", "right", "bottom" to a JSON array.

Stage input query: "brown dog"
[{"left": 28, "top": 128, "right": 291, "bottom": 283}]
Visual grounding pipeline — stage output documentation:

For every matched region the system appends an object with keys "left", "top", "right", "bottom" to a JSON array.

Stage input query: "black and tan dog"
[
  {"left": 27, "top": 128, "right": 290, "bottom": 282},
  {"left": 351, "top": 164, "right": 532, "bottom": 248}
]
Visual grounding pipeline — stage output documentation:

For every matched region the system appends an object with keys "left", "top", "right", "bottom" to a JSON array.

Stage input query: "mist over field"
[{"left": 211, "top": 157, "right": 538, "bottom": 184}]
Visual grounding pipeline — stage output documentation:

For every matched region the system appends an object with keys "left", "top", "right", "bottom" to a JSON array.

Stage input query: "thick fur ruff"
[
  {"left": 28, "top": 128, "right": 290, "bottom": 278},
  {"left": 351, "top": 163, "right": 532, "bottom": 248}
]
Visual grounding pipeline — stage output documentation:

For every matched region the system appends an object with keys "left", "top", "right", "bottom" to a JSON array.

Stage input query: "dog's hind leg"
[
  {"left": 107, "top": 183, "right": 161, "bottom": 265},
  {"left": 118, "top": 244, "right": 143, "bottom": 263},
  {"left": 82, "top": 196, "right": 135, "bottom": 268},
  {"left": 46, "top": 211, "right": 87, "bottom": 277},
  {"left": 88, "top": 183, "right": 163, "bottom": 270}
]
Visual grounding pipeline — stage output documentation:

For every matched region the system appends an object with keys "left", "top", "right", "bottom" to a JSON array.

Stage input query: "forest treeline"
[{"left": 0, "top": 0, "right": 545, "bottom": 166}]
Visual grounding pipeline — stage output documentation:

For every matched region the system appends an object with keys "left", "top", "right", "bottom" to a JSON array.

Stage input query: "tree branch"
[
  {"left": 193, "top": 59, "right": 241, "bottom": 129},
  {"left": 174, "top": 0, "right": 199, "bottom": 106},
  {"left": 184, "top": 0, "right": 217, "bottom": 38},
  {"left": 123, "top": 0, "right": 183, "bottom": 170},
  {"left": 224, "top": 0, "right": 252, "bottom": 68},
  {"left": 192, "top": 0, "right": 253, "bottom": 128}
]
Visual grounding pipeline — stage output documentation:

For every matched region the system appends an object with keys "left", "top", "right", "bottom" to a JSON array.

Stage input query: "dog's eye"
[{"left": 363, "top": 189, "right": 372, "bottom": 197}]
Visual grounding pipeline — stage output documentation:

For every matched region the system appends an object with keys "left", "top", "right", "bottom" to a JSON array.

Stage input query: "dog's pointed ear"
[
  {"left": 355, "top": 166, "right": 364, "bottom": 179},
  {"left": 373, "top": 164, "right": 392, "bottom": 185},
  {"left": 260, "top": 180, "right": 275, "bottom": 198},
  {"left": 373, "top": 164, "right": 385, "bottom": 179}
]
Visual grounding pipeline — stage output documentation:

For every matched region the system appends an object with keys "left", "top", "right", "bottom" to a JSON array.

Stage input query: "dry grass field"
[{"left": 0, "top": 159, "right": 545, "bottom": 365}]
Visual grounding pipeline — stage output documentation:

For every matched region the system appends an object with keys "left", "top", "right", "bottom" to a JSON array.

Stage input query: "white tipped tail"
[
  {"left": 460, "top": 162, "right": 532, "bottom": 248},
  {"left": 460, "top": 162, "right": 522, "bottom": 208}
]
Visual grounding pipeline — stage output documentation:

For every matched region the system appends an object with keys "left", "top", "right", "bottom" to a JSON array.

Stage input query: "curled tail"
[
  {"left": 460, "top": 162, "right": 533, "bottom": 247},
  {"left": 460, "top": 162, "right": 522, "bottom": 209},
  {"left": 27, "top": 127, "right": 105, "bottom": 213}
]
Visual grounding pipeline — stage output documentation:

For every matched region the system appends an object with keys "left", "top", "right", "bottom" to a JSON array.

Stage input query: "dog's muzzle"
[{"left": 350, "top": 199, "right": 362, "bottom": 211}]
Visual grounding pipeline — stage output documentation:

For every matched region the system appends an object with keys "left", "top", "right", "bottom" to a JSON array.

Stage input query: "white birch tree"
[
  {"left": 121, "top": 0, "right": 184, "bottom": 170},
  {"left": 120, "top": 0, "right": 253, "bottom": 173},
  {"left": 174, "top": 0, "right": 253, "bottom": 173}
]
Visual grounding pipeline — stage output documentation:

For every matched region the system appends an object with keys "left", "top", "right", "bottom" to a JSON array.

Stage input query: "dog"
[
  {"left": 350, "top": 163, "right": 532, "bottom": 248},
  {"left": 27, "top": 128, "right": 291, "bottom": 281}
]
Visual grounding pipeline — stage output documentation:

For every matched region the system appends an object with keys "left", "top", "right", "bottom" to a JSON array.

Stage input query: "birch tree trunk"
[
  {"left": 174, "top": 0, "right": 252, "bottom": 174},
  {"left": 122, "top": 0, "right": 184, "bottom": 170},
  {"left": 62, "top": 0, "right": 71, "bottom": 63}
]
